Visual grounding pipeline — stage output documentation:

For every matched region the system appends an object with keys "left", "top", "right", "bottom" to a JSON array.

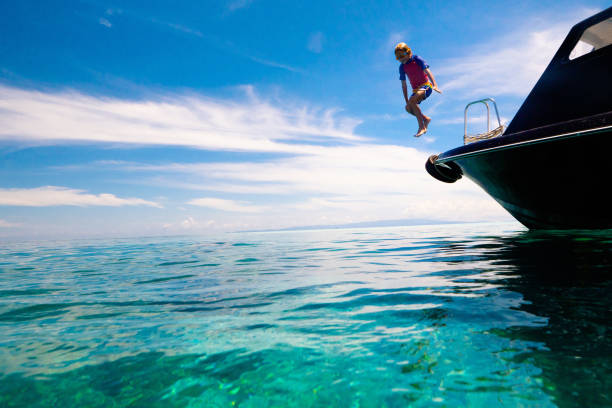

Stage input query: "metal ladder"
[{"left": 464, "top": 98, "right": 504, "bottom": 145}]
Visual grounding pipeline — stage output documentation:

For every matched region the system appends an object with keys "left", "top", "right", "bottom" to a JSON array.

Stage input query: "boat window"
[{"left": 569, "top": 17, "right": 612, "bottom": 60}]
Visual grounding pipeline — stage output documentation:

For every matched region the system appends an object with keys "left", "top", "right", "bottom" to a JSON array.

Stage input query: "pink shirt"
[{"left": 399, "top": 56, "right": 430, "bottom": 90}]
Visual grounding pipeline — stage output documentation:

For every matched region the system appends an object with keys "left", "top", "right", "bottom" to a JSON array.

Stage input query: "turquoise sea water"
[{"left": 0, "top": 223, "right": 610, "bottom": 407}]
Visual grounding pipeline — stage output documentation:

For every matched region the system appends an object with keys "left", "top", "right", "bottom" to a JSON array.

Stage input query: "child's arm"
[
  {"left": 425, "top": 68, "right": 442, "bottom": 93},
  {"left": 401, "top": 80, "right": 410, "bottom": 106}
]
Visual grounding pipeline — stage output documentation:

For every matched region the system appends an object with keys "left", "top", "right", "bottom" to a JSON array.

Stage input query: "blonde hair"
[{"left": 394, "top": 42, "right": 412, "bottom": 60}]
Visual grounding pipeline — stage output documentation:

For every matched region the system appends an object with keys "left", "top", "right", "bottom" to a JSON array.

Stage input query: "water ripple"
[{"left": 0, "top": 224, "right": 610, "bottom": 407}]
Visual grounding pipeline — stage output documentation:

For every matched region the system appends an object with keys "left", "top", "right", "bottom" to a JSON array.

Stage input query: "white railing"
[{"left": 464, "top": 98, "right": 504, "bottom": 144}]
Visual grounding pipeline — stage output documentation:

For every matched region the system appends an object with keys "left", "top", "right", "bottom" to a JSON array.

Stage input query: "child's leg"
[
  {"left": 409, "top": 91, "right": 432, "bottom": 137},
  {"left": 405, "top": 104, "right": 416, "bottom": 116},
  {"left": 406, "top": 104, "right": 428, "bottom": 130},
  {"left": 405, "top": 104, "right": 428, "bottom": 123},
  {"left": 408, "top": 91, "right": 427, "bottom": 129}
]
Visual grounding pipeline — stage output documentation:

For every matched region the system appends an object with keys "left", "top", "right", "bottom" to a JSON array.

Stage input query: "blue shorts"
[{"left": 411, "top": 84, "right": 433, "bottom": 104}]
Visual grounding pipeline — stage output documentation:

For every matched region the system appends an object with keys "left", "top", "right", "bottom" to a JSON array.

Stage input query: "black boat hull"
[
  {"left": 441, "top": 127, "right": 612, "bottom": 229},
  {"left": 427, "top": 8, "right": 612, "bottom": 229}
]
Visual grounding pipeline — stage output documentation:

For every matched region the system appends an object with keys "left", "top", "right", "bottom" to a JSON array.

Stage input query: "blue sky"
[{"left": 0, "top": 0, "right": 607, "bottom": 239}]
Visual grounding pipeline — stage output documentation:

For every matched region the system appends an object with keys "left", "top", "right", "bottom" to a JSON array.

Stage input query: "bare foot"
[
  {"left": 414, "top": 128, "right": 427, "bottom": 138},
  {"left": 423, "top": 116, "right": 431, "bottom": 130}
]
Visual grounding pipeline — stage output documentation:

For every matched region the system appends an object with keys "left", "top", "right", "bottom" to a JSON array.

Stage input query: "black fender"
[{"left": 425, "top": 154, "right": 462, "bottom": 183}]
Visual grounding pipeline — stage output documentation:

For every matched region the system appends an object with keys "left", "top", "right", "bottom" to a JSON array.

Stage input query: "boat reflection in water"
[
  {"left": 427, "top": 8, "right": 612, "bottom": 229},
  {"left": 472, "top": 229, "right": 612, "bottom": 406}
]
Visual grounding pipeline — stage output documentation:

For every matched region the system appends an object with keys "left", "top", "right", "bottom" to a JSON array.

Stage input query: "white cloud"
[
  {"left": 187, "top": 197, "right": 266, "bottom": 213},
  {"left": 246, "top": 56, "right": 305, "bottom": 74},
  {"left": 163, "top": 22, "right": 203, "bottom": 37},
  {"left": 0, "top": 219, "right": 20, "bottom": 228},
  {"left": 149, "top": 18, "right": 203, "bottom": 37},
  {"left": 307, "top": 32, "right": 325, "bottom": 53},
  {"left": 0, "top": 85, "right": 514, "bottom": 230},
  {"left": 0, "top": 85, "right": 363, "bottom": 152},
  {"left": 385, "top": 32, "right": 408, "bottom": 51},
  {"left": 161, "top": 217, "right": 215, "bottom": 233},
  {"left": 99, "top": 18, "right": 112, "bottom": 28},
  {"left": 185, "top": 145, "right": 424, "bottom": 195},
  {"left": 181, "top": 216, "right": 197, "bottom": 228},
  {"left": 0, "top": 186, "right": 161, "bottom": 208},
  {"left": 105, "top": 8, "right": 122, "bottom": 16},
  {"left": 227, "top": 0, "right": 253, "bottom": 12},
  {"left": 437, "top": 13, "right": 596, "bottom": 98},
  {"left": 125, "top": 143, "right": 511, "bottom": 224}
]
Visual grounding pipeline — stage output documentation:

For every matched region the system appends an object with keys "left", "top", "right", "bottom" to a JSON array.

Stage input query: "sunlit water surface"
[{"left": 0, "top": 223, "right": 610, "bottom": 407}]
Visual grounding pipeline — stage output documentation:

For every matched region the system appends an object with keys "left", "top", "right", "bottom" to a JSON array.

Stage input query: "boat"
[{"left": 426, "top": 7, "right": 612, "bottom": 229}]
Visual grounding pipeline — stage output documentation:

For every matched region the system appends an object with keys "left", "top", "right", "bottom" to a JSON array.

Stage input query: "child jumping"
[{"left": 395, "top": 43, "right": 441, "bottom": 137}]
